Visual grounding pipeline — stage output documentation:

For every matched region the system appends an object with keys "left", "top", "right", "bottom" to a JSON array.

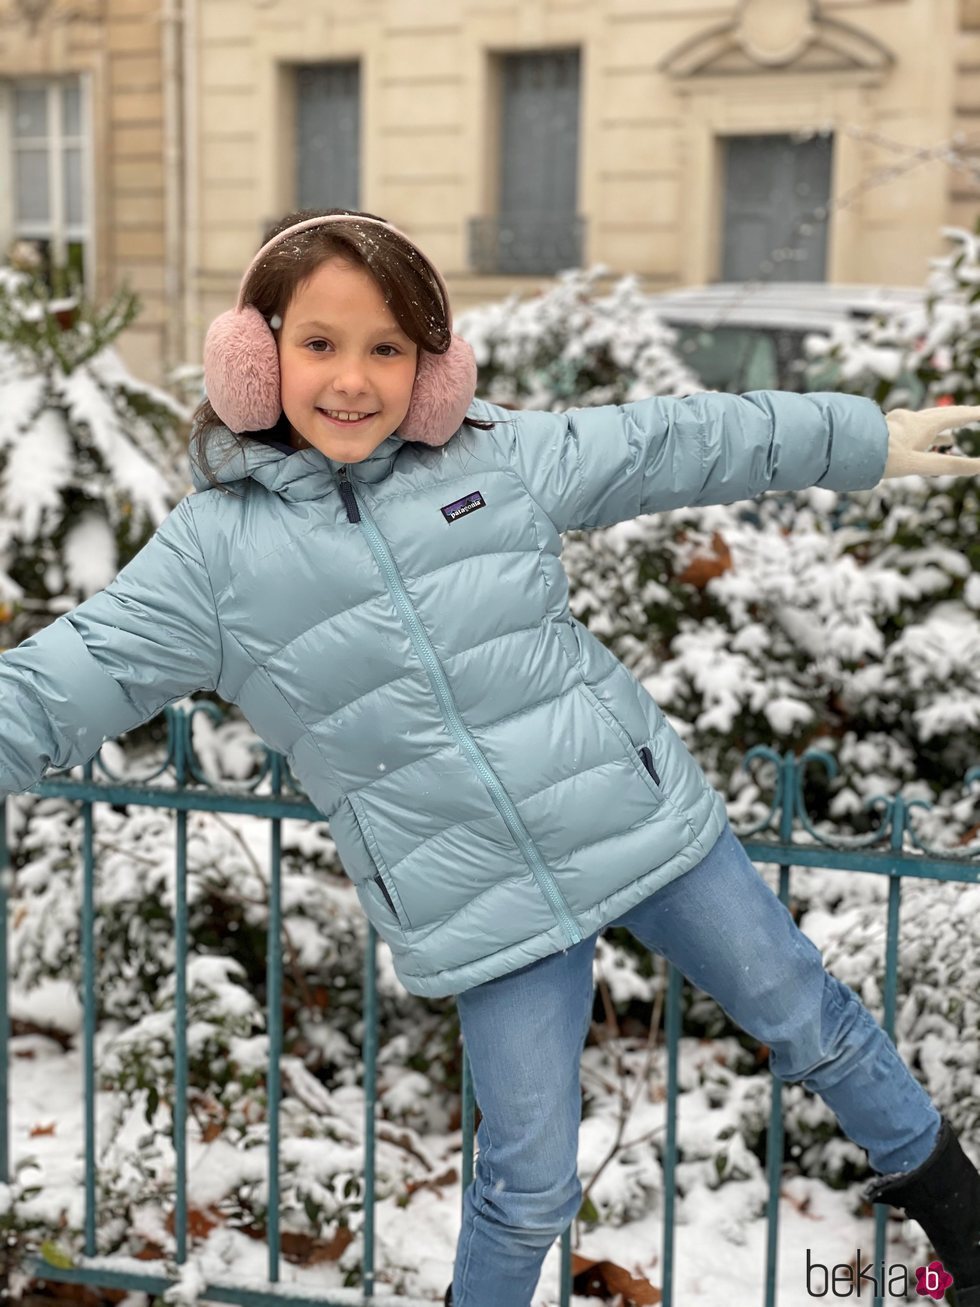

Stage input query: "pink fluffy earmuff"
[{"left": 202, "top": 214, "right": 478, "bottom": 445}]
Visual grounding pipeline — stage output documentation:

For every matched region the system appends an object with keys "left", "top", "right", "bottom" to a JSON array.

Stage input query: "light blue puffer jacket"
[{"left": 0, "top": 391, "right": 889, "bottom": 996}]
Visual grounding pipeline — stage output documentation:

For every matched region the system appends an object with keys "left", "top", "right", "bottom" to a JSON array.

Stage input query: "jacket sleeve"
[
  {"left": 0, "top": 495, "right": 221, "bottom": 796},
  {"left": 472, "top": 390, "right": 889, "bottom": 533}
]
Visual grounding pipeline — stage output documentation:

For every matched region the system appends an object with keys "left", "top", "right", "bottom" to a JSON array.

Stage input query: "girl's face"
[{"left": 278, "top": 256, "right": 419, "bottom": 461}]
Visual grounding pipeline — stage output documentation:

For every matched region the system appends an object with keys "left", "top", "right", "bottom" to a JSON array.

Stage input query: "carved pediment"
[{"left": 659, "top": 0, "right": 894, "bottom": 78}]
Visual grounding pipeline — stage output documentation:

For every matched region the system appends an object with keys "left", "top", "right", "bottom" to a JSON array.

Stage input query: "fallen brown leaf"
[
  {"left": 164, "top": 1204, "right": 224, "bottom": 1240},
  {"left": 404, "top": 1166, "right": 459, "bottom": 1199},
  {"left": 572, "top": 1251, "right": 662, "bottom": 1304},
  {"left": 280, "top": 1225, "right": 355, "bottom": 1264},
  {"left": 677, "top": 531, "right": 733, "bottom": 588},
  {"left": 781, "top": 1187, "right": 819, "bottom": 1217}
]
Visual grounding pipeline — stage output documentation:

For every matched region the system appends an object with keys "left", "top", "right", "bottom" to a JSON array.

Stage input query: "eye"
[
  {"left": 375, "top": 344, "right": 401, "bottom": 357},
  {"left": 305, "top": 339, "right": 330, "bottom": 353}
]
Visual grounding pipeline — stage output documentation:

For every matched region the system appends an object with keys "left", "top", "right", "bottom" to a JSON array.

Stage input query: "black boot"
[
  {"left": 444, "top": 1286, "right": 452, "bottom": 1306},
  {"left": 864, "top": 1116, "right": 980, "bottom": 1306}
]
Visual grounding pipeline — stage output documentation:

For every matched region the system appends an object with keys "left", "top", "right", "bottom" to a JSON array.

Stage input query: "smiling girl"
[{"left": 4, "top": 207, "right": 980, "bottom": 1306}]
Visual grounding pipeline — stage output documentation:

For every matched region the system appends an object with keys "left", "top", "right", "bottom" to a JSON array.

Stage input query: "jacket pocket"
[
  {"left": 577, "top": 680, "right": 664, "bottom": 803},
  {"left": 370, "top": 867, "right": 411, "bottom": 930},
  {"left": 373, "top": 873, "right": 400, "bottom": 920},
  {"left": 348, "top": 795, "right": 411, "bottom": 930},
  {"left": 638, "top": 746, "right": 662, "bottom": 788},
  {"left": 625, "top": 738, "right": 663, "bottom": 800}
]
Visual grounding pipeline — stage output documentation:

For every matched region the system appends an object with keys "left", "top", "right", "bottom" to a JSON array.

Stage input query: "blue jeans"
[{"left": 451, "top": 821, "right": 941, "bottom": 1306}]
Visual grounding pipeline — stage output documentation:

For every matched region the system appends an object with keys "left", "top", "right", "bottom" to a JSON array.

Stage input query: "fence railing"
[{"left": 2, "top": 707, "right": 979, "bottom": 1307}]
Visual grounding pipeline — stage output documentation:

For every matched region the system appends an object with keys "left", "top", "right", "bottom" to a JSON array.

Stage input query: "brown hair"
[{"left": 190, "top": 206, "right": 496, "bottom": 490}]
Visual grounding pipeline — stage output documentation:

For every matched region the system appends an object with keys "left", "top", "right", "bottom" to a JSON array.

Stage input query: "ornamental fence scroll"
[{"left": 1, "top": 704, "right": 979, "bottom": 1307}]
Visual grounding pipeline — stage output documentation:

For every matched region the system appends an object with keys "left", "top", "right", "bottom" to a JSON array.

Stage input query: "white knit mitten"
[{"left": 883, "top": 405, "right": 980, "bottom": 479}]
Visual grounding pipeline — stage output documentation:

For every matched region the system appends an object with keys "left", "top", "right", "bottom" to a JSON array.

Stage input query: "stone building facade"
[{"left": 0, "top": 0, "right": 978, "bottom": 387}]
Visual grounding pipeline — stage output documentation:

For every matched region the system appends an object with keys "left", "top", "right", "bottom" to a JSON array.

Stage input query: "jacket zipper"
[
  {"left": 335, "top": 465, "right": 582, "bottom": 948},
  {"left": 337, "top": 469, "right": 361, "bottom": 522}
]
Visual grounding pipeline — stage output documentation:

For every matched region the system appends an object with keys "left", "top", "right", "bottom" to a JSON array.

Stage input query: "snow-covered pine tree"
[
  {"left": 803, "top": 219, "right": 980, "bottom": 411},
  {"left": 784, "top": 221, "right": 980, "bottom": 804},
  {"left": 0, "top": 247, "right": 189, "bottom": 645},
  {"left": 454, "top": 263, "right": 702, "bottom": 408}
]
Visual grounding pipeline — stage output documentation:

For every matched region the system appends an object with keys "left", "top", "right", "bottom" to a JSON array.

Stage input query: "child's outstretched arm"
[
  {"left": 0, "top": 497, "right": 221, "bottom": 797},
  {"left": 475, "top": 391, "right": 980, "bottom": 533}
]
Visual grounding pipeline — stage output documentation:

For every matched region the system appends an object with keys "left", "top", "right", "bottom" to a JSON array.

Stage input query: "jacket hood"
[{"left": 189, "top": 425, "right": 408, "bottom": 501}]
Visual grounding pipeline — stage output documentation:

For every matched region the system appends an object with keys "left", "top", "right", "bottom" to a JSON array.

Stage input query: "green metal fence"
[{"left": 2, "top": 706, "right": 979, "bottom": 1306}]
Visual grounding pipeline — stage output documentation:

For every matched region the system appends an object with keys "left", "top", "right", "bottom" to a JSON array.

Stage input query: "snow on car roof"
[{"left": 646, "top": 282, "right": 925, "bottom": 331}]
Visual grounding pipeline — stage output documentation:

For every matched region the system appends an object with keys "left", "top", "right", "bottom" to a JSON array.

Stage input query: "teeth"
[{"left": 323, "top": 410, "right": 371, "bottom": 422}]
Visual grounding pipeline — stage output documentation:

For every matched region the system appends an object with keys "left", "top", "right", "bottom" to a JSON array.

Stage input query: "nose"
[{"left": 331, "top": 353, "right": 370, "bottom": 397}]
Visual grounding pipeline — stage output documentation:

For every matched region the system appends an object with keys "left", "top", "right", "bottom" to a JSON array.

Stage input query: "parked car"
[{"left": 645, "top": 281, "right": 926, "bottom": 398}]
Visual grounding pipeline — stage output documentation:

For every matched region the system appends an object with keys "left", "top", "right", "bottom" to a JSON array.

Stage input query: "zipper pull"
[{"left": 337, "top": 465, "right": 361, "bottom": 523}]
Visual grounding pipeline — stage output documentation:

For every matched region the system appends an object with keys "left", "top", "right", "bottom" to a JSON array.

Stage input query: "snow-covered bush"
[
  {"left": 802, "top": 222, "right": 980, "bottom": 411},
  {"left": 0, "top": 262, "right": 189, "bottom": 644},
  {"left": 802, "top": 872, "right": 980, "bottom": 1139},
  {"left": 456, "top": 263, "right": 702, "bottom": 409}
]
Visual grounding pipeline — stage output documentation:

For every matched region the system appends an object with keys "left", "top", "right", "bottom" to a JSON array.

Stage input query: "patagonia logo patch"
[{"left": 440, "top": 490, "right": 486, "bottom": 524}]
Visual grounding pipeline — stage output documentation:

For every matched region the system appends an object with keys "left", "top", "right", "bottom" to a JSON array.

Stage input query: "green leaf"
[{"left": 40, "top": 1240, "right": 75, "bottom": 1269}]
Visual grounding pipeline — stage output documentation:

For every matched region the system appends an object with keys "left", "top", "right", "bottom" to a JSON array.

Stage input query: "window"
[
  {"left": 294, "top": 63, "right": 360, "bottom": 211},
  {"left": 0, "top": 76, "right": 90, "bottom": 291},
  {"left": 470, "top": 49, "right": 583, "bottom": 275},
  {"left": 720, "top": 132, "right": 833, "bottom": 283}
]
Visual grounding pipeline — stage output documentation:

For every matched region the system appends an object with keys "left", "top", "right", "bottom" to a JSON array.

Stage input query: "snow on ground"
[{"left": 6, "top": 977, "right": 925, "bottom": 1307}]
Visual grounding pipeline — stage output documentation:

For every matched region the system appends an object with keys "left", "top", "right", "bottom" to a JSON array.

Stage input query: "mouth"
[{"left": 317, "top": 408, "right": 379, "bottom": 428}]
